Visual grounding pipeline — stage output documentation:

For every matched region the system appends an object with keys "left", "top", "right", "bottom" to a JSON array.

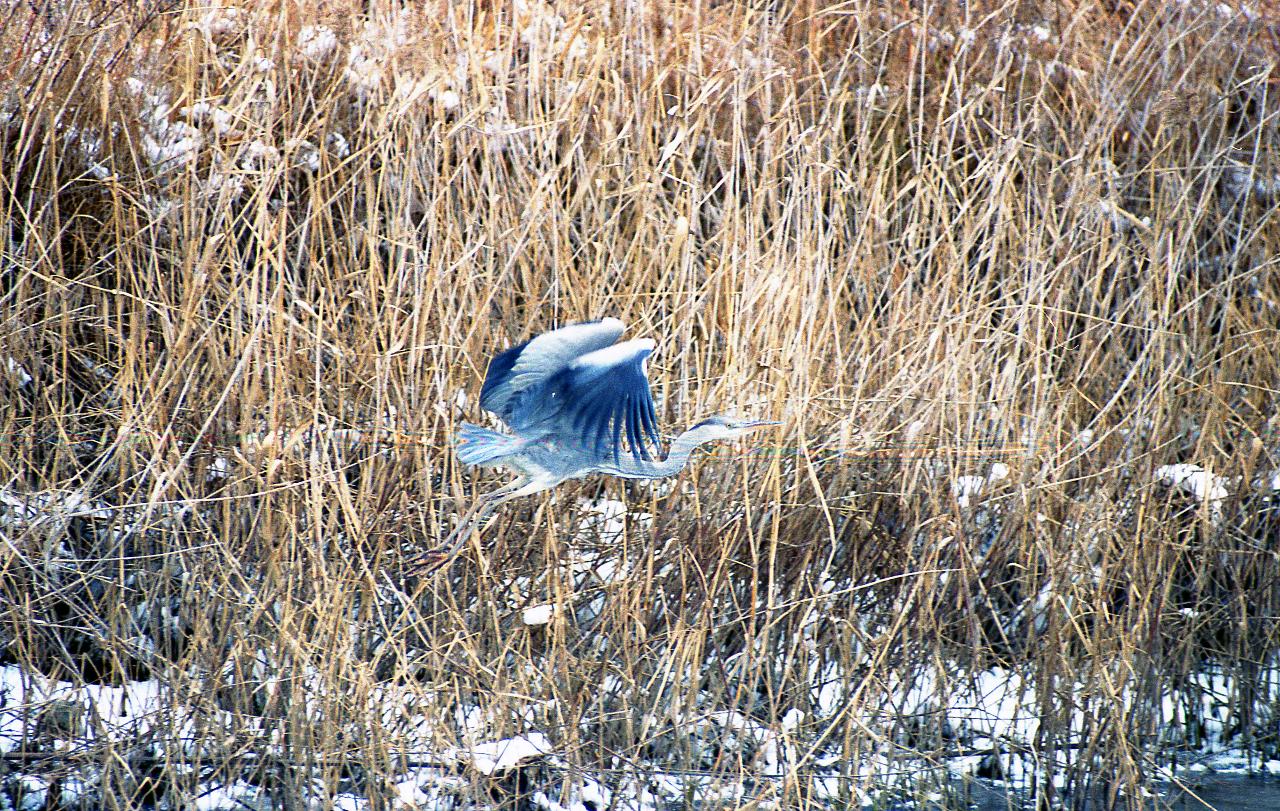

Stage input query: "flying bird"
[{"left": 410, "top": 318, "right": 777, "bottom": 573}]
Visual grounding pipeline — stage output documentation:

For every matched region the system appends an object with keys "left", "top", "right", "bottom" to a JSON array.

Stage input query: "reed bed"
[{"left": 1, "top": 0, "right": 1279, "bottom": 808}]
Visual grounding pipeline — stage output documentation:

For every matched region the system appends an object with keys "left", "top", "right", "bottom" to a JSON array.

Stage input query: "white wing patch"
[
  {"left": 573, "top": 339, "right": 656, "bottom": 374},
  {"left": 484, "top": 318, "right": 627, "bottom": 421},
  {"left": 506, "top": 318, "right": 625, "bottom": 381}
]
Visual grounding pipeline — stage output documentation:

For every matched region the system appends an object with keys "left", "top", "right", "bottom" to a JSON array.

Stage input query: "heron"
[{"left": 410, "top": 317, "right": 777, "bottom": 573}]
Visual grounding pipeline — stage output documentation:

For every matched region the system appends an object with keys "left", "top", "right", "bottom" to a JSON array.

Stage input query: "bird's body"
[{"left": 410, "top": 318, "right": 776, "bottom": 572}]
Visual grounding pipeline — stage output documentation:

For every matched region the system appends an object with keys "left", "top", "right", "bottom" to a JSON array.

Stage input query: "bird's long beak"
[{"left": 743, "top": 420, "right": 781, "bottom": 430}]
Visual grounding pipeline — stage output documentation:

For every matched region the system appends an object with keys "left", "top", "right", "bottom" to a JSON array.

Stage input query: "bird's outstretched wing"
[
  {"left": 543, "top": 339, "right": 661, "bottom": 463},
  {"left": 480, "top": 318, "right": 626, "bottom": 424}
]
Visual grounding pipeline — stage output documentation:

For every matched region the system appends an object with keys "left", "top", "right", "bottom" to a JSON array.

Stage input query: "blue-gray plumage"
[{"left": 410, "top": 318, "right": 778, "bottom": 573}]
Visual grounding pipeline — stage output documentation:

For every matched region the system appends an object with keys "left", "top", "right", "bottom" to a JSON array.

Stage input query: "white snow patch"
[
  {"left": 193, "top": 780, "right": 269, "bottom": 810},
  {"left": 1269, "top": 470, "right": 1280, "bottom": 493},
  {"left": 522, "top": 604, "right": 556, "bottom": 626},
  {"left": 4, "top": 356, "right": 31, "bottom": 385},
  {"left": 241, "top": 139, "right": 280, "bottom": 167},
  {"left": 285, "top": 138, "right": 321, "bottom": 172},
  {"left": 1154, "top": 463, "right": 1228, "bottom": 523},
  {"left": 326, "top": 131, "right": 351, "bottom": 158},
  {"left": 192, "top": 7, "right": 244, "bottom": 41},
  {"left": 17, "top": 775, "right": 48, "bottom": 810},
  {"left": 207, "top": 456, "right": 231, "bottom": 480},
  {"left": 142, "top": 121, "right": 202, "bottom": 170},
  {"left": 434, "top": 88, "right": 462, "bottom": 110},
  {"left": 904, "top": 419, "right": 926, "bottom": 444},
  {"left": 333, "top": 794, "right": 370, "bottom": 811},
  {"left": 464, "top": 733, "right": 553, "bottom": 775},
  {"left": 182, "top": 101, "right": 235, "bottom": 135},
  {"left": 951, "top": 463, "right": 1009, "bottom": 508},
  {"left": 297, "top": 25, "right": 338, "bottom": 63}
]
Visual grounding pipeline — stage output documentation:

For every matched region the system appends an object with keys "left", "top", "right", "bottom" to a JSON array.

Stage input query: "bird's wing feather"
[
  {"left": 544, "top": 338, "right": 661, "bottom": 463},
  {"left": 480, "top": 318, "right": 626, "bottom": 424}
]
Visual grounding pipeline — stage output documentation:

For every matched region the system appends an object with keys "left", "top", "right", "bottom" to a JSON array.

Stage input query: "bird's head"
[{"left": 690, "top": 415, "right": 781, "bottom": 441}]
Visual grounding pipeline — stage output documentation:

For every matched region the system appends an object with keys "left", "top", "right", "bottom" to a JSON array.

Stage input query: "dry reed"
[{"left": 1, "top": 0, "right": 1279, "bottom": 809}]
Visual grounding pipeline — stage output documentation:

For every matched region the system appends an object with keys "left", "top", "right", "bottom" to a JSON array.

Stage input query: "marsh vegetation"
[{"left": 1, "top": 0, "right": 1279, "bottom": 808}]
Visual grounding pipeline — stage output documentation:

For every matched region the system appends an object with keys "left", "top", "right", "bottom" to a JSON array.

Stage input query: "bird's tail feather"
[{"left": 456, "top": 423, "right": 523, "bottom": 467}]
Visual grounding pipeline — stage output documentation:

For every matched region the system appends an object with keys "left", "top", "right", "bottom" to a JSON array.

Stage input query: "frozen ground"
[
  {"left": 3, "top": 475, "right": 1280, "bottom": 809},
  {"left": 4, "top": 655, "right": 1279, "bottom": 810}
]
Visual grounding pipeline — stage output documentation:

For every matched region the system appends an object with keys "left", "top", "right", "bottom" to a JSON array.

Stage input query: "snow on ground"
[
  {"left": 3, "top": 357, "right": 31, "bottom": 386},
  {"left": 0, "top": 666, "right": 165, "bottom": 753},
  {"left": 950, "top": 463, "right": 1010, "bottom": 509},
  {"left": 1154, "top": 463, "right": 1229, "bottom": 524},
  {"left": 5, "top": 655, "right": 1279, "bottom": 808},
  {"left": 458, "top": 733, "right": 554, "bottom": 776},
  {"left": 4, "top": 468, "right": 1279, "bottom": 807}
]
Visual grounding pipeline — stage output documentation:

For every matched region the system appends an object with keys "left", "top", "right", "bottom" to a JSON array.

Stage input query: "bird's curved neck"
[{"left": 603, "top": 426, "right": 716, "bottom": 479}]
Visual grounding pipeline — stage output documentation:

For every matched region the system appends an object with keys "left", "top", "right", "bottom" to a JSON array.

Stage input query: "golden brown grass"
[{"left": 2, "top": 0, "right": 1279, "bottom": 808}]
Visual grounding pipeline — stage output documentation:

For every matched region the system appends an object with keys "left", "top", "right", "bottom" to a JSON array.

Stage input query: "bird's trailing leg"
[{"left": 405, "top": 477, "right": 530, "bottom": 576}]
